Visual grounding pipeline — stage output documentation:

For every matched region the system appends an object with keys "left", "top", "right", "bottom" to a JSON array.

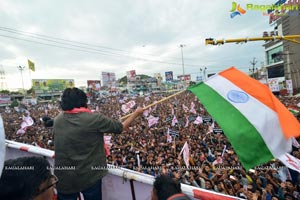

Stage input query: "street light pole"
[
  {"left": 18, "top": 66, "right": 25, "bottom": 94},
  {"left": 179, "top": 44, "right": 186, "bottom": 76}
]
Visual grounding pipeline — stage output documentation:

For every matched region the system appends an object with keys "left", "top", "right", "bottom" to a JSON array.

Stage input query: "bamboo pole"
[{"left": 120, "top": 90, "right": 186, "bottom": 120}]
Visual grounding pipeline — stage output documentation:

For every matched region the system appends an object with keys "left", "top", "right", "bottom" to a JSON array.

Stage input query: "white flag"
[
  {"left": 206, "top": 121, "right": 215, "bottom": 134},
  {"left": 212, "top": 157, "right": 223, "bottom": 166},
  {"left": 179, "top": 141, "right": 190, "bottom": 168},
  {"left": 121, "top": 100, "right": 136, "bottom": 113},
  {"left": 190, "top": 107, "right": 197, "bottom": 114},
  {"left": 182, "top": 104, "right": 189, "bottom": 112},
  {"left": 147, "top": 115, "right": 159, "bottom": 128},
  {"left": 104, "top": 136, "right": 112, "bottom": 156},
  {"left": 143, "top": 107, "right": 152, "bottom": 117},
  {"left": 16, "top": 115, "right": 34, "bottom": 135},
  {"left": 171, "top": 115, "right": 178, "bottom": 126},
  {"left": 184, "top": 116, "right": 189, "bottom": 128},
  {"left": 278, "top": 153, "right": 300, "bottom": 173},
  {"left": 193, "top": 116, "right": 203, "bottom": 125},
  {"left": 166, "top": 128, "right": 172, "bottom": 143}
]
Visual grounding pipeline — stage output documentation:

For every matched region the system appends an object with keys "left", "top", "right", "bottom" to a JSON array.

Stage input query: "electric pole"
[
  {"left": 18, "top": 66, "right": 25, "bottom": 95},
  {"left": 249, "top": 57, "right": 258, "bottom": 79},
  {"left": 179, "top": 44, "right": 186, "bottom": 76}
]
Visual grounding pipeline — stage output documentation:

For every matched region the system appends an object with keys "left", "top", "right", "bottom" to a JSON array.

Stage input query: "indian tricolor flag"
[
  {"left": 288, "top": 106, "right": 299, "bottom": 116},
  {"left": 188, "top": 67, "right": 300, "bottom": 170}
]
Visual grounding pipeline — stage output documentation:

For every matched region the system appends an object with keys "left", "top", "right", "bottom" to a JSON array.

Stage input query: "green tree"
[
  {"left": 11, "top": 100, "right": 19, "bottom": 107},
  {"left": 26, "top": 87, "right": 33, "bottom": 95},
  {"left": 0, "top": 90, "right": 10, "bottom": 95}
]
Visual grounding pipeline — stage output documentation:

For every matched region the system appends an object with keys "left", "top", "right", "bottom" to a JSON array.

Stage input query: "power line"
[
  {"left": 0, "top": 26, "right": 197, "bottom": 62},
  {"left": 0, "top": 32, "right": 207, "bottom": 68},
  {"left": 0, "top": 26, "right": 265, "bottom": 70}
]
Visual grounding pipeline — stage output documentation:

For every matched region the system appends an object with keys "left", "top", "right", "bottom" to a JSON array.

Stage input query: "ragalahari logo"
[{"left": 230, "top": 2, "right": 246, "bottom": 18}]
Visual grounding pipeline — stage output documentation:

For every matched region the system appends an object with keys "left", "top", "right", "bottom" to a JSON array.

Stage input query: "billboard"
[
  {"left": 0, "top": 95, "right": 11, "bottom": 106},
  {"left": 177, "top": 74, "right": 191, "bottom": 81},
  {"left": 268, "top": 78, "right": 281, "bottom": 92},
  {"left": 101, "top": 72, "right": 116, "bottom": 87},
  {"left": 32, "top": 79, "right": 74, "bottom": 94},
  {"left": 87, "top": 80, "right": 101, "bottom": 91},
  {"left": 196, "top": 76, "right": 203, "bottom": 82},
  {"left": 165, "top": 71, "right": 173, "bottom": 82},
  {"left": 126, "top": 70, "right": 136, "bottom": 82}
]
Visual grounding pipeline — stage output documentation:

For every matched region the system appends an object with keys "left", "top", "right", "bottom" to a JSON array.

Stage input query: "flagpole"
[
  {"left": 179, "top": 141, "right": 187, "bottom": 156},
  {"left": 29, "top": 69, "right": 32, "bottom": 89},
  {"left": 174, "top": 136, "right": 176, "bottom": 156},
  {"left": 120, "top": 90, "right": 186, "bottom": 120}
]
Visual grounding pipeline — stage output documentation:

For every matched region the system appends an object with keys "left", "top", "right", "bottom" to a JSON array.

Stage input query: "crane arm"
[{"left": 205, "top": 35, "right": 300, "bottom": 45}]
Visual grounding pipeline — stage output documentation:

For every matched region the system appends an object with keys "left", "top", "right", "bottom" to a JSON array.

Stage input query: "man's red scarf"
[{"left": 64, "top": 107, "right": 92, "bottom": 114}]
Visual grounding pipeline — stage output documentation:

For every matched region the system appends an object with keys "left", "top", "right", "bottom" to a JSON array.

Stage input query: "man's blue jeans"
[{"left": 58, "top": 179, "right": 102, "bottom": 200}]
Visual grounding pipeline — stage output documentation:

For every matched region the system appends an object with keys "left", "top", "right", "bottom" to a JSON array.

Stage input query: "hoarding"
[
  {"left": 126, "top": 70, "right": 136, "bottom": 82},
  {"left": 177, "top": 74, "right": 191, "bottom": 81},
  {"left": 87, "top": 80, "right": 101, "bottom": 91},
  {"left": 32, "top": 79, "right": 74, "bottom": 94},
  {"left": 101, "top": 72, "right": 116, "bottom": 87},
  {"left": 165, "top": 71, "right": 173, "bottom": 81},
  {"left": 0, "top": 95, "right": 11, "bottom": 106}
]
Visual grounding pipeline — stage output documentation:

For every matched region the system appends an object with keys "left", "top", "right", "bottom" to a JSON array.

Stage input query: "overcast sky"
[{"left": 0, "top": 0, "right": 278, "bottom": 90}]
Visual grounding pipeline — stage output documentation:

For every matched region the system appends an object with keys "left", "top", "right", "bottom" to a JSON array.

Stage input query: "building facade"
[{"left": 264, "top": 2, "right": 300, "bottom": 93}]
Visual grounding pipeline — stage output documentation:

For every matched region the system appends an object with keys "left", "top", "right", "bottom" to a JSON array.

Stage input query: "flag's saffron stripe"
[{"left": 219, "top": 67, "right": 300, "bottom": 138}]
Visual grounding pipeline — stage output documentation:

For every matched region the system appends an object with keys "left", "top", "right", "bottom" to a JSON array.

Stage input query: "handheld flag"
[
  {"left": 179, "top": 141, "right": 190, "bottom": 168},
  {"left": 188, "top": 67, "right": 300, "bottom": 170},
  {"left": 28, "top": 59, "right": 35, "bottom": 72},
  {"left": 147, "top": 115, "right": 159, "bottom": 128},
  {"left": 171, "top": 115, "right": 178, "bottom": 126},
  {"left": 166, "top": 128, "right": 172, "bottom": 143},
  {"left": 16, "top": 114, "right": 34, "bottom": 135}
]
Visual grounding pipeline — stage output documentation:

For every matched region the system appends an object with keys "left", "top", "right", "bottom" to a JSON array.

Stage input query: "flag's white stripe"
[{"left": 206, "top": 75, "right": 291, "bottom": 157}]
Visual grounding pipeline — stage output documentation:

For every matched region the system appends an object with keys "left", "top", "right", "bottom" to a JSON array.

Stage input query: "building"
[
  {"left": 282, "top": 13, "right": 300, "bottom": 90},
  {"left": 263, "top": 1, "right": 300, "bottom": 94}
]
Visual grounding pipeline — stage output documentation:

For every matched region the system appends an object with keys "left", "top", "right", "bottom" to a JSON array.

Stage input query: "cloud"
[{"left": 0, "top": 0, "right": 277, "bottom": 89}]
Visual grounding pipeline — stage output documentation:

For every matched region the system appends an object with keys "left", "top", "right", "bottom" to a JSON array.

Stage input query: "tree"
[
  {"left": 26, "top": 87, "right": 33, "bottom": 95},
  {"left": 0, "top": 90, "right": 10, "bottom": 95},
  {"left": 11, "top": 100, "right": 19, "bottom": 108}
]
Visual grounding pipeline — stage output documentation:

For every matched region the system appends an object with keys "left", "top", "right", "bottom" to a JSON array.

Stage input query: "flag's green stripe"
[
  {"left": 188, "top": 83, "right": 274, "bottom": 170},
  {"left": 288, "top": 109, "right": 299, "bottom": 115}
]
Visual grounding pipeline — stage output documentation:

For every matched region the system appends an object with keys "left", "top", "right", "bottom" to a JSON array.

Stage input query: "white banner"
[
  {"left": 286, "top": 79, "right": 293, "bottom": 93},
  {"left": 121, "top": 100, "right": 136, "bottom": 113},
  {"left": 278, "top": 153, "right": 300, "bottom": 173},
  {"left": 268, "top": 78, "right": 280, "bottom": 92}
]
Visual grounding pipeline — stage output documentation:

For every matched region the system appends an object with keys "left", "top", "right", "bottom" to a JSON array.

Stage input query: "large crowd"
[{"left": 1, "top": 91, "right": 300, "bottom": 200}]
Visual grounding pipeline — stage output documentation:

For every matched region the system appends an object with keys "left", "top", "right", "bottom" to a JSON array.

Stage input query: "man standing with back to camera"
[{"left": 54, "top": 87, "right": 143, "bottom": 200}]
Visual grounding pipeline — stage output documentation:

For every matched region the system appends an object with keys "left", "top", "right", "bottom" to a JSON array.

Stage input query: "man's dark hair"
[
  {"left": 60, "top": 87, "right": 88, "bottom": 111},
  {"left": 0, "top": 156, "right": 51, "bottom": 200},
  {"left": 42, "top": 116, "right": 54, "bottom": 127},
  {"left": 153, "top": 175, "right": 182, "bottom": 200}
]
